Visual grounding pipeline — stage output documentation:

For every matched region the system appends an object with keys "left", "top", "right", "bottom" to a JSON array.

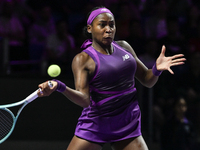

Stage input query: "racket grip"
[
  {"left": 25, "top": 89, "right": 40, "bottom": 103},
  {"left": 26, "top": 81, "right": 53, "bottom": 103}
]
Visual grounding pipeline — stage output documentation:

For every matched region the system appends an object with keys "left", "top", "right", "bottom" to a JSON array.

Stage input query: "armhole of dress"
[{"left": 83, "top": 47, "right": 100, "bottom": 83}]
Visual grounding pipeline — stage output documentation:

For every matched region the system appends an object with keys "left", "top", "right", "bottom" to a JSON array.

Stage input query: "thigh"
[
  {"left": 67, "top": 135, "right": 103, "bottom": 150},
  {"left": 111, "top": 135, "right": 148, "bottom": 150}
]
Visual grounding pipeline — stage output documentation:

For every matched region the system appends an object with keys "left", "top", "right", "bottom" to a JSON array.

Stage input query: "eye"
[
  {"left": 100, "top": 23, "right": 106, "bottom": 28},
  {"left": 109, "top": 22, "right": 114, "bottom": 28}
]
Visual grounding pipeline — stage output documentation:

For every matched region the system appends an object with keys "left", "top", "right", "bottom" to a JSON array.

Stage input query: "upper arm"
[
  {"left": 72, "top": 52, "right": 95, "bottom": 95},
  {"left": 115, "top": 40, "right": 149, "bottom": 83}
]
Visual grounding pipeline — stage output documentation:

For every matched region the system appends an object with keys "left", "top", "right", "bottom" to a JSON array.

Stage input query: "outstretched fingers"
[
  {"left": 171, "top": 58, "right": 186, "bottom": 66},
  {"left": 157, "top": 45, "right": 186, "bottom": 74},
  {"left": 171, "top": 54, "right": 185, "bottom": 59},
  {"left": 168, "top": 67, "right": 174, "bottom": 74},
  {"left": 171, "top": 55, "right": 186, "bottom": 67},
  {"left": 159, "top": 45, "right": 166, "bottom": 57}
]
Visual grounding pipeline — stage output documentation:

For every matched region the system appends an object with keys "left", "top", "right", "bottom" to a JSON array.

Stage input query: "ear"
[{"left": 87, "top": 25, "right": 92, "bottom": 33}]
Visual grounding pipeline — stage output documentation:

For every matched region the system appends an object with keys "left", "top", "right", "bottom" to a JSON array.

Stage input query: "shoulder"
[
  {"left": 72, "top": 51, "right": 96, "bottom": 77},
  {"left": 115, "top": 40, "right": 137, "bottom": 58},
  {"left": 72, "top": 51, "right": 91, "bottom": 66},
  {"left": 72, "top": 51, "right": 95, "bottom": 70},
  {"left": 115, "top": 40, "right": 130, "bottom": 48}
]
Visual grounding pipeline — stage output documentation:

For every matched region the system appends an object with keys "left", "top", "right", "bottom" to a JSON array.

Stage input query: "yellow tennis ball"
[{"left": 47, "top": 64, "right": 61, "bottom": 77}]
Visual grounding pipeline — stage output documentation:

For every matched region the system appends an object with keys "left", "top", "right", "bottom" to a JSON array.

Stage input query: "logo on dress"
[{"left": 122, "top": 54, "right": 130, "bottom": 61}]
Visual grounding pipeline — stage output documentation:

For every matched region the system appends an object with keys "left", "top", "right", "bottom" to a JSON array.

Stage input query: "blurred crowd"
[{"left": 0, "top": 0, "right": 200, "bottom": 149}]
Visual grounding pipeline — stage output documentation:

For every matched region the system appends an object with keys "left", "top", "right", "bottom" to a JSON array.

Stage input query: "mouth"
[
  {"left": 104, "top": 37, "right": 113, "bottom": 40},
  {"left": 103, "top": 37, "right": 113, "bottom": 44}
]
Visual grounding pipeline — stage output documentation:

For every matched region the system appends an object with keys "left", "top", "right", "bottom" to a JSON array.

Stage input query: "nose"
[{"left": 105, "top": 25, "right": 112, "bottom": 33}]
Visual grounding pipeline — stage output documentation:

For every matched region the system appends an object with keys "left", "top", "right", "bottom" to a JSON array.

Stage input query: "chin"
[{"left": 103, "top": 39, "right": 113, "bottom": 45}]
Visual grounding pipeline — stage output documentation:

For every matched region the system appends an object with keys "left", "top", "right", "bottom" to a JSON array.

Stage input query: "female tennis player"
[{"left": 38, "top": 6, "right": 186, "bottom": 150}]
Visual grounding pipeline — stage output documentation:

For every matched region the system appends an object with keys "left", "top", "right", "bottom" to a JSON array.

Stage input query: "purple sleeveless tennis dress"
[{"left": 75, "top": 41, "right": 141, "bottom": 143}]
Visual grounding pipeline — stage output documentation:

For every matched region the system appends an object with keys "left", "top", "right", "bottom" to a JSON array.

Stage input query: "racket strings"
[{"left": 0, "top": 109, "right": 14, "bottom": 140}]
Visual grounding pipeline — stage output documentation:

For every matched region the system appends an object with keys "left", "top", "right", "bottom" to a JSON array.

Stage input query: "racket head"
[{"left": 0, "top": 108, "right": 16, "bottom": 144}]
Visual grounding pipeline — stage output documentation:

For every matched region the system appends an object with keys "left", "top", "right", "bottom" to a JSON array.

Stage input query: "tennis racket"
[{"left": 0, "top": 81, "right": 53, "bottom": 144}]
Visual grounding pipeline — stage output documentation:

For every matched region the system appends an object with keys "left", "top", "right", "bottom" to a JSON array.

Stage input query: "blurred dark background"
[{"left": 0, "top": 0, "right": 200, "bottom": 149}]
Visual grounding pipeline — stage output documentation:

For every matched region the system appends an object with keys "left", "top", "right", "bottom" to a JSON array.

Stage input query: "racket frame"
[{"left": 0, "top": 81, "right": 53, "bottom": 144}]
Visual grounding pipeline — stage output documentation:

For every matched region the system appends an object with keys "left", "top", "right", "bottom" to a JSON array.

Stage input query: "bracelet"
[
  {"left": 52, "top": 79, "right": 66, "bottom": 92},
  {"left": 152, "top": 63, "right": 162, "bottom": 76}
]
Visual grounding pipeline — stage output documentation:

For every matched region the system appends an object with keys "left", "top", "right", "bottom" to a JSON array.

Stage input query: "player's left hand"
[{"left": 156, "top": 45, "right": 186, "bottom": 74}]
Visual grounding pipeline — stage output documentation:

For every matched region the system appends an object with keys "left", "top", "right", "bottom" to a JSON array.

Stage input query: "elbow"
[
  {"left": 142, "top": 76, "right": 158, "bottom": 88},
  {"left": 142, "top": 82, "right": 156, "bottom": 88},
  {"left": 146, "top": 84, "right": 154, "bottom": 88},
  {"left": 82, "top": 104, "right": 90, "bottom": 108},
  {"left": 81, "top": 98, "right": 91, "bottom": 108},
  {"left": 82, "top": 102, "right": 90, "bottom": 108}
]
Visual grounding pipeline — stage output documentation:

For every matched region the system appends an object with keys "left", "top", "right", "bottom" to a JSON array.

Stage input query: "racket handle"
[
  {"left": 26, "top": 81, "right": 53, "bottom": 103},
  {"left": 25, "top": 89, "right": 40, "bottom": 103}
]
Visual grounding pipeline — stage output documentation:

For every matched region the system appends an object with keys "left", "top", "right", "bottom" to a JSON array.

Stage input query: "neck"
[{"left": 92, "top": 42, "right": 113, "bottom": 55}]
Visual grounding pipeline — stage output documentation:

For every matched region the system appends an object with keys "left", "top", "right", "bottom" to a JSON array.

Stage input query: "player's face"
[{"left": 88, "top": 13, "right": 116, "bottom": 46}]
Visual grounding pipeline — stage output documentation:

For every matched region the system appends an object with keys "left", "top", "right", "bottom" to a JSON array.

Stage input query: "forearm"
[
  {"left": 52, "top": 79, "right": 90, "bottom": 108},
  {"left": 142, "top": 69, "right": 159, "bottom": 88},
  {"left": 136, "top": 63, "right": 161, "bottom": 88},
  {"left": 62, "top": 86, "right": 90, "bottom": 108},
  {"left": 38, "top": 80, "right": 90, "bottom": 108}
]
